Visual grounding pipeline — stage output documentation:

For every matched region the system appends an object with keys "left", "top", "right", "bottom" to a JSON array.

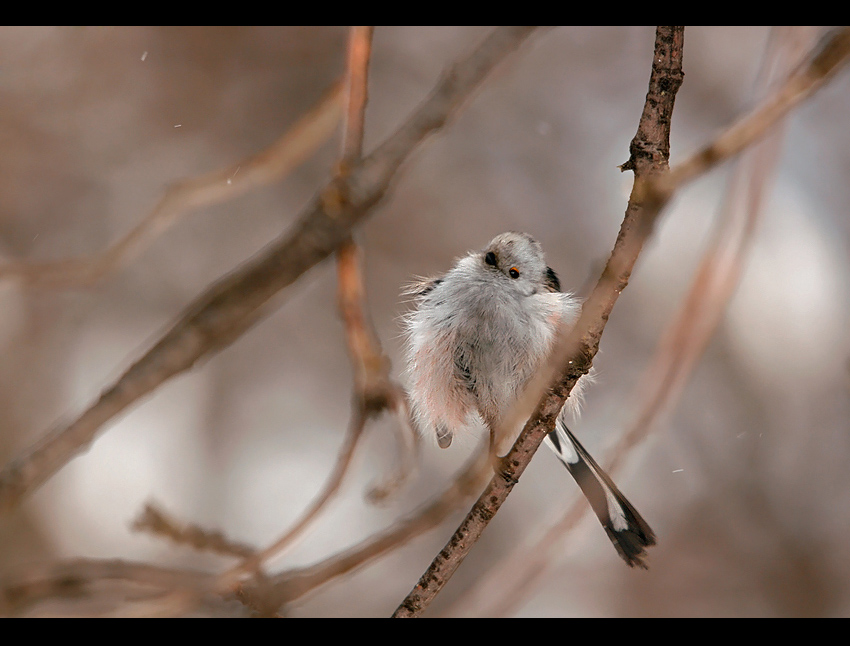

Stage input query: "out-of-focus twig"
[
  {"left": 212, "top": 27, "right": 380, "bottom": 589},
  {"left": 0, "top": 558, "right": 215, "bottom": 617},
  {"left": 131, "top": 502, "right": 256, "bottom": 559},
  {"left": 339, "top": 26, "right": 373, "bottom": 168},
  {"left": 0, "top": 82, "right": 345, "bottom": 289},
  {"left": 450, "top": 26, "right": 817, "bottom": 619},
  {"left": 210, "top": 27, "right": 417, "bottom": 592},
  {"left": 646, "top": 27, "right": 850, "bottom": 204},
  {"left": 394, "top": 24, "right": 850, "bottom": 620},
  {"left": 336, "top": 27, "right": 394, "bottom": 413},
  {"left": 337, "top": 240, "right": 419, "bottom": 503},
  {"left": 237, "top": 445, "right": 492, "bottom": 614},
  {"left": 218, "top": 405, "right": 371, "bottom": 590},
  {"left": 335, "top": 26, "right": 419, "bottom": 502}
]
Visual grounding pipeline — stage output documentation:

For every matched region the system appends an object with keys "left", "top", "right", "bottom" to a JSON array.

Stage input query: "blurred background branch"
[{"left": 0, "top": 82, "right": 345, "bottom": 289}]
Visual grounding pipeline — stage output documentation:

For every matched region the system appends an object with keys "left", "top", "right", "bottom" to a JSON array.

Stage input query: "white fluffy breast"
[{"left": 404, "top": 258, "right": 582, "bottom": 445}]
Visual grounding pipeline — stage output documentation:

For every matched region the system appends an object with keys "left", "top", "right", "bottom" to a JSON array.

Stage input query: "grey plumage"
[{"left": 403, "top": 232, "right": 655, "bottom": 568}]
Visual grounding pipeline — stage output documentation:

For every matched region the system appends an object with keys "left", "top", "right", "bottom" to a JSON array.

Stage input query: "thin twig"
[
  {"left": 340, "top": 26, "right": 373, "bottom": 166},
  {"left": 209, "top": 27, "right": 382, "bottom": 589},
  {"left": 219, "top": 405, "right": 370, "bottom": 590},
  {"left": 0, "top": 558, "right": 215, "bottom": 617},
  {"left": 237, "top": 445, "right": 492, "bottom": 613},
  {"left": 0, "top": 82, "right": 345, "bottom": 289},
  {"left": 335, "top": 25, "right": 396, "bottom": 417},
  {"left": 647, "top": 26, "right": 850, "bottom": 204},
  {"left": 335, "top": 25, "right": 419, "bottom": 501},
  {"left": 131, "top": 502, "right": 256, "bottom": 559},
  {"left": 336, "top": 240, "right": 420, "bottom": 503},
  {"left": 0, "top": 26, "right": 541, "bottom": 519},
  {"left": 128, "top": 28, "right": 410, "bottom": 582}
]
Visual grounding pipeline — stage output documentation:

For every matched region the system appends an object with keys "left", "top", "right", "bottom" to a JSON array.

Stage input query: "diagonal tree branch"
[
  {"left": 236, "top": 445, "right": 493, "bottom": 613},
  {"left": 0, "top": 82, "right": 345, "bottom": 289},
  {"left": 0, "top": 558, "right": 216, "bottom": 617},
  {"left": 0, "top": 26, "right": 541, "bottom": 514},
  {"left": 131, "top": 502, "right": 256, "bottom": 559}
]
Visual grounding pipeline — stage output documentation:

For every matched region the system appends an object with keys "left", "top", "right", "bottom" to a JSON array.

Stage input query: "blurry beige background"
[{"left": 1, "top": 26, "right": 849, "bottom": 617}]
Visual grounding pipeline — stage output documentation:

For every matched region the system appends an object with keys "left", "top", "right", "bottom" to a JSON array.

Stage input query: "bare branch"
[
  {"left": 0, "top": 27, "right": 540, "bottom": 515},
  {"left": 0, "top": 558, "right": 215, "bottom": 617},
  {"left": 209, "top": 27, "right": 383, "bottom": 588},
  {"left": 336, "top": 239, "right": 420, "bottom": 502},
  {"left": 236, "top": 445, "right": 492, "bottom": 612},
  {"left": 649, "top": 26, "right": 850, "bottom": 202},
  {"left": 131, "top": 502, "right": 256, "bottom": 559},
  {"left": 0, "top": 82, "right": 345, "bottom": 289},
  {"left": 335, "top": 26, "right": 396, "bottom": 414},
  {"left": 508, "top": 27, "right": 850, "bottom": 459},
  {"left": 615, "top": 26, "right": 819, "bottom": 466},
  {"left": 340, "top": 26, "right": 374, "bottom": 166}
]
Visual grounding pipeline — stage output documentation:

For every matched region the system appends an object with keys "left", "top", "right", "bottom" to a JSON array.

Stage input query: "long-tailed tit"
[{"left": 403, "top": 231, "right": 655, "bottom": 568}]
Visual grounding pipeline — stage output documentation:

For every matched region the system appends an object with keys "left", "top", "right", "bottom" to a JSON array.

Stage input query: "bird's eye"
[
  {"left": 509, "top": 267, "right": 520, "bottom": 279},
  {"left": 484, "top": 251, "right": 497, "bottom": 267}
]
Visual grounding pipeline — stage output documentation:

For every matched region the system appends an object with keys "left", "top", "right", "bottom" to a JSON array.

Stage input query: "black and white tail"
[{"left": 544, "top": 418, "right": 656, "bottom": 568}]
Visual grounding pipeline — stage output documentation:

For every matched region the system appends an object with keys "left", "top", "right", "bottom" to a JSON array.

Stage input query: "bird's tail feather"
[{"left": 544, "top": 418, "right": 656, "bottom": 568}]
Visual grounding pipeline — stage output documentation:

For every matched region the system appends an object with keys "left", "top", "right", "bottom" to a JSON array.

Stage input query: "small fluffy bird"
[{"left": 403, "top": 231, "right": 655, "bottom": 567}]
